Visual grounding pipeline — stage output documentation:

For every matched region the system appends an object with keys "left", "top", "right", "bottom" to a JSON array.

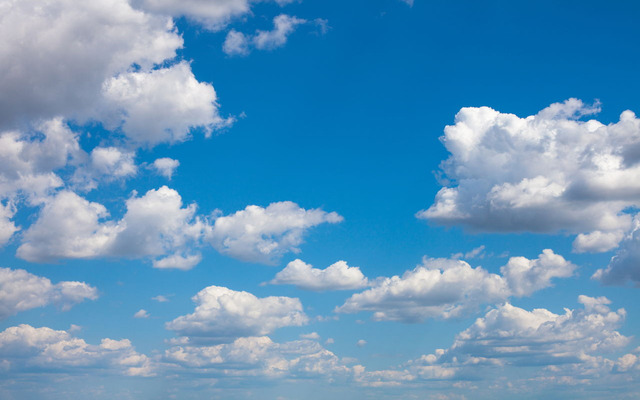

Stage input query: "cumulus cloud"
[
  {"left": 337, "top": 250, "right": 576, "bottom": 322},
  {"left": 419, "top": 99, "right": 640, "bottom": 252},
  {"left": 133, "top": 0, "right": 296, "bottom": 31},
  {"left": 151, "top": 157, "right": 180, "bottom": 179},
  {"left": 593, "top": 217, "right": 640, "bottom": 285},
  {"left": 100, "top": 62, "right": 231, "bottom": 145},
  {"left": 0, "top": 324, "right": 153, "bottom": 376},
  {"left": 134, "top": 309, "right": 150, "bottom": 319},
  {"left": 72, "top": 146, "right": 137, "bottom": 190},
  {"left": 223, "top": 14, "right": 308, "bottom": 56},
  {"left": 166, "top": 285, "right": 308, "bottom": 343},
  {"left": 17, "top": 186, "right": 205, "bottom": 268},
  {"left": 206, "top": 201, "right": 343, "bottom": 264},
  {"left": 0, "top": 0, "right": 182, "bottom": 128},
  {"left": 163, "top": 335, "right": 350, "bottom": 380},
  {"left": 269, "top": 259, "right": 369, "bottom": 291},
  {"left": 0, "top": 267, "right": 97, "bottom": 319}
]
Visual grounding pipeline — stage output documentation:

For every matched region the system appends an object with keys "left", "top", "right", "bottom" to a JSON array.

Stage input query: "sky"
[{"left": 1, "top": 0, "right": 640, "bottom": 399}]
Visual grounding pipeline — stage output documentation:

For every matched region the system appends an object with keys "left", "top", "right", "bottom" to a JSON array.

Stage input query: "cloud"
[
  {"left": 300, "top": 332, "right": 320, "bottom": 340},
  {"left": 133, "top": 0, "right": 296, "bottom": 32},
  {"left": 206, "top": 201, "right": 343, "bottom": 264},
  {"left": 166, "top": 285, "right": 308, "bottom": 343},
  {"left": 355, "top": 296, "right": 631, "bottom": 387},
  {"left": 163, "top": 335, "right": 350, "bottom": 380},
  {"left": 269, "top": 259, "right": 369, "bottom": 291},
  {"left": 337, "top": 250, "right": 576, "bottom": 322},
  {"left": 152, "top": 295, "right": 170, "bottom": 302},
  {"left": 72, "top": 146, "right": 137, "bottom": 190},
  {"left": 356, "top": 340, "right": 367, "bottom": 348},
  {"left": 419, "top": 99, "right": 640, "bottom": 252},
  {"left": 440, "top": 295, "right": 629, "bottom": 367},
  {"left": 0, "top": 267, "right": 97, "bottom": 319},
  {"left": 17, "top": 186, "right": 205, "bottom": 268},
  {"left": 593, "top": 217, "right": 640, "bottom": 285},
  {"left": 134, "top": 309, "right": 150, "bottom": 319},
  {"left": 0, "top": 324, "right": 153, "bottom": 376},
  {"left": 223, "top": 14, "right": 308, "bottom": 56},
  {"left": 99, "top": 62, "right": 231, "bottom": 146},
  {"left": 151, "top": 157, "right": 180, "bottom": 179},
  {"left": 0, "top": 0, "right": 182, "bottom": 128}
]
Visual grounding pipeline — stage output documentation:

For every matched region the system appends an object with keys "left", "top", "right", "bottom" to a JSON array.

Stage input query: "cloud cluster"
[
  {"left": 133, "top": 0, "right": 295, "bottom": 32},
  {"left": 223, "top": 14, "right": 313, "bottom": 56},
  {"left": 269, "top": 259, "right": 369, "bottom": 291},
  {"left": 166, "top": 285, "right": 308, "bottom": 342},
  {"left": 0, "top": 324, "right": 153, "bottom": 376},
  {"left": 0, "top": 268, "right": 97, "bottom": 319},
  {"left": 206, "top": 201, "right": 343, "bottom": 264},
  {"left": 593, "top": 217, "right": 640, "bottom": 285},
  {"left": 164, "top": 335, "right": 350, "bottom": 380},
  {"left": 337, "top": 250, "right": 576, "bottom": 322},
  {"left": 419, "top": 99, "right": 640, "bottom": 247},
  {"left": 17, "top": 186, "right": 205, "bottom": 268}
]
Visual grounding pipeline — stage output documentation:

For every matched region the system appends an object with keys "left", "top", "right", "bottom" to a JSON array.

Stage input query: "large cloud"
[
  {"left": 0, "top": 0, "right": 181, "bottom": 128},
  {"left": 206, "top": 201, "right": 343, "bottom": 264},
  {"left": 166, "top": 285, "right": 308, "bottom": 342},
  {"left": 419, "top": 99, "right": 640, "bottom": 251},
  {"left": 269, "top": 259, "right": 369, "bottom": 291},
  {"left": 336, "top": 250, "right": 576, "bottom": 322},
  {"left": 17, "top": 186, "right": 205, "bottom": 268},
  {"left": 0, "top": 324, "right": 153, "bottom": 376},
  {"left": 0, "top": 267, "right": 97, "bottom": 319},
  {"left": 163, "top": 335, "right": 350, "bottom": 380}
]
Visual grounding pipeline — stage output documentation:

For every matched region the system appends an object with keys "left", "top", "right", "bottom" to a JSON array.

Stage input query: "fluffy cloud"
[
  {"left": 337, "top": 250, "right": 576, "bottom": 322},
  {"left": 419, "top": 99, "right": 640, "bottom": 251},
  {"left": 206, "top": 201, "right": 343, "bottom": 264},
  {"left": 166, "top": 285, "right": 308, "bottom": 342},
  {"left": 72, "top": 146, "right": 137, "bottom": 190},
  {"left": 0, "top": 267, "right": 97, "bottom": 319},
  {"left": 151, "top": 157, "right": 180, "bottom": 179},
  {"left": 0, "top": 0, "right": 182, "bottom": 127},
  {"left": 593, "top": 217, "right": 640, "bottom": 285},
  {"left": 100, "top": 62, "right": 230, "bottom": 145},
  {"left": 17, "top": 186, "right": 205, "bottom": 268},
  {"left": 269, "top": 259, "right": 369, "bottom": 291},
  {"left": 439, "top": 295, "right": 629, "bottom": 367},
  {"left": 164, "top": 335, "right": 350, "bottom": 380},
  {"left": 133, "top": 0, "right": 296, "bottom": 31},
  {"left": 223, "top": 14, "right": 307, "bottom": 56},
  {"left": 0, "top": 324, "right": 153, "bottom": 376}
]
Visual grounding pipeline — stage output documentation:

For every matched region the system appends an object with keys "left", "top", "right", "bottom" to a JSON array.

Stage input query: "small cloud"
[
  {"left": 325, "top": 338, "right": 334, "bottom": 345},
  {"left": 300, "top": 332, "right": 320, "bottom": 340},
  {"left": 152, "top": 295, "right": 170, "bottom": 303},
  {"left": 357, "top": 339, "right": 367, "bottom": 347},
  {"left": 69, "top": 324, "right": 82, "bottom": 332},
  {"left": 134, "top": 309, "right": 150, "bottom": 319}
]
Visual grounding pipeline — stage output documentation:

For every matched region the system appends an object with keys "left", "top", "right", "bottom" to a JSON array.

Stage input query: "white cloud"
[
  {"left": 500, "top": 249, "right": 576, "bottom": 297},
  {"left": 300, "top": 332, "right": 320, "bottom": 340},
  {"left": 100, "top": 62, "right": 231, "bottom": 146},
  {"left": 151, "top": 157, "right": 180, "bottom": 179},
  {"left": 133, "top": 0, "right": 296, "bottom": 31},
  {"left": 163, "top": 335, "right": 350, "bottom": 380},
  {"left": 17, "top": 186, "right": 205, "bottom": 268},
  {"left": 206, "top": 201, "right": 343, "bottom": 264},
  {"left": 223, "top": 29, "right": 250, "bottom": 56},
  {"left": 337, "top": 250, "right": 575, "bottom": 322},
  {"left": 442, "top": 295, "right": 629, "bottom": 367},
  {"left": 134, "top": 309, "right": 150, "bottom": 318},
  {"left": 419, "top": 99, "right": 640, "bottom": 251},
  {"left": 253, "top": 14, "right": 306, "bottom": 50},
  {"left": 152, "top": 253, "right": 202, "bottom": 270},
  {"left": 356, "top": 340, "right": 367, "bottom": 348},
  {"left": 0, "top": 0, "right": 182, "bottom": 128},
  {"left": 269, "top": 259, "right": 369, "bottom": 291},
  {"left": 223, "top": 14, "right": 308, "bottom": 56},
  {"left": 0, "top": 324, "right": 153, "bottom": 376},
  {"left": 166, "top": 285, "right": 308, "bottom": 343},
  {"left": 593, "top": 217, "right": 640, "bottom": 285},
  {"left": 72, "top": 146, "right": 137, "bottom": 190},
  {"left": 573, "top": 230, "right": 625, "bottom": 253},
  {"left": 0, "top": 267, "right": 97, "bottom": 319},
  {"left": 152, "top": 295, "right": 170, "bottom": 302}
]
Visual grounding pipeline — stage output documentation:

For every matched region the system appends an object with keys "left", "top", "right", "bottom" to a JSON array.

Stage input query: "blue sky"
[{"left": 1, "top": 0, "right": 640, "bottom": 399}]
